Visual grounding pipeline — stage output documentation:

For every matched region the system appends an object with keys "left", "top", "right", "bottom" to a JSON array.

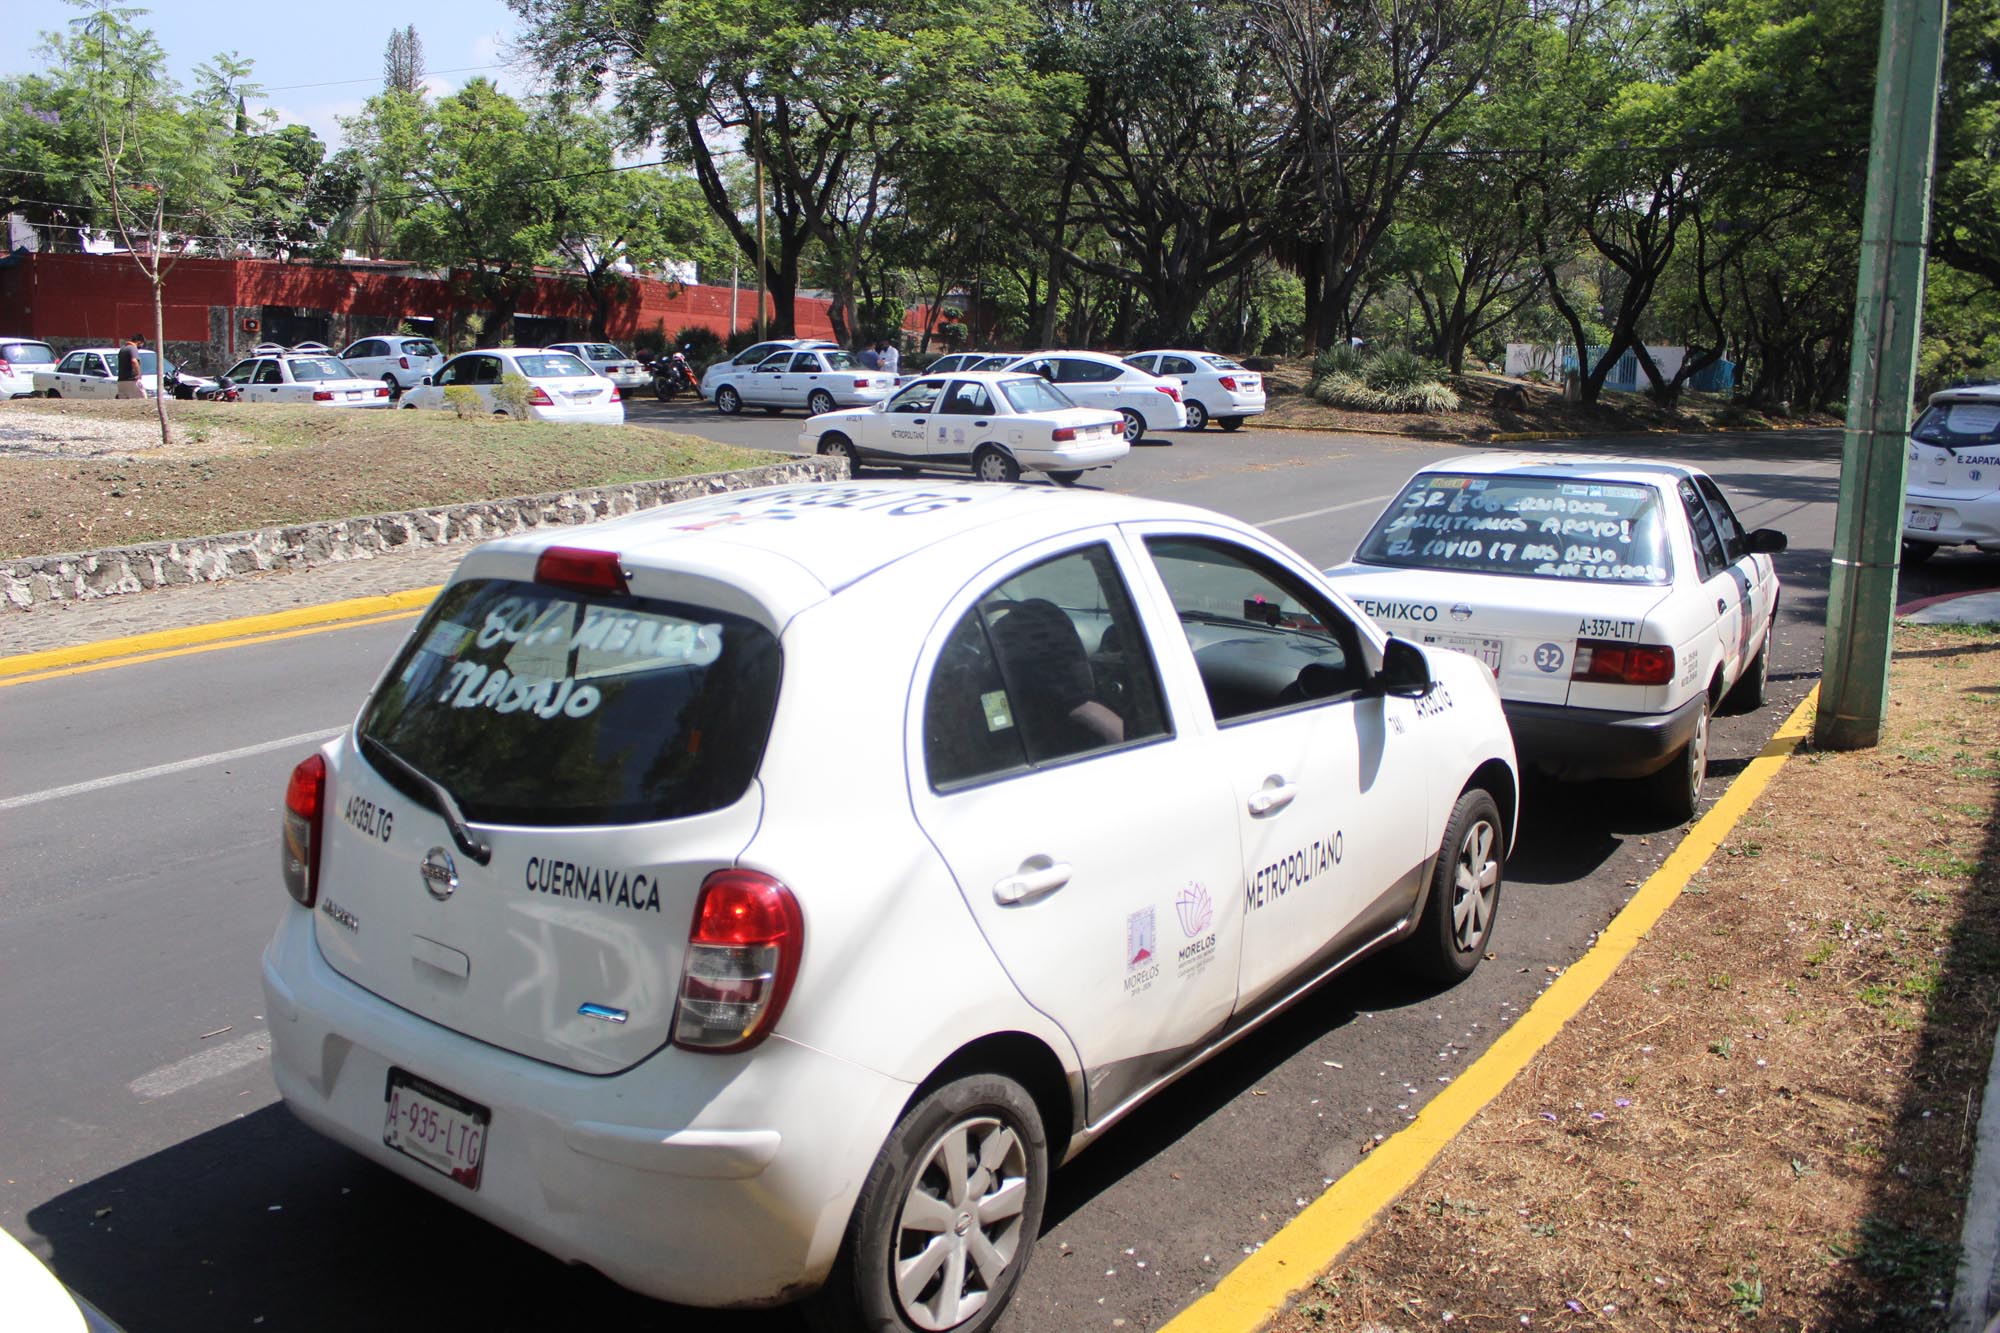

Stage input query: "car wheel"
[
  {"left": 1901, "top": 539, "right": 1937, "bottom": 566},
  {"left": 1218, "top": 416, "right": 1244, "bottom": 432},
  {"left": 1401, "top": 787, "right": 1504, "bottom": 982},
  {"left": 1118, "top": 408, "right": 1145, "bottom": 445},
  {"left": 716, "top": 385, "right": 741, "bottom": 415},
  {"left": 1724, "top": 604, "right": 1776, "bottom": 714},
  {"left": 401, "top": 402, "right": 419, "bottom": 410},
  {"left": 381, "top": 373, "right": 400, "bottom": 399},
  {"left": 44, "top": 389, "right": 60, "bottom": 399},
  {"left": 1646, "top": 696, "right": 1710, "bottom": 822},
  {"left": 1046, "top": 470, "right": 1083, "bottom": 486},
  {"left": 808, "top": 389, "right": 836, "bottom": 416},
  {"left": 972, "top": 446, "right": 1021, "bottom": 483},
  {"left": 820, "top": 432, "right": 862, "bottom": 476},
  {"left": 1183, "top": 400, "right": 1208, "bottom": 431},
  {"left": 810, "top": 1074, "right": 1048, "bottom": 1333}
]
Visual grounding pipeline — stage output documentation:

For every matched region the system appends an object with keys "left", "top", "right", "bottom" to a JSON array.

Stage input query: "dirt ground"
[
  {"left": 1266, "top": 623, "right": 2000, "bottom": 1332},
  {"left": 0, "top": 398, "right": 775, "bottom": 560}
]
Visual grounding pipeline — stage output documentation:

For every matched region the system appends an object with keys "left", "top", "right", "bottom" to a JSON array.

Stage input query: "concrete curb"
[
  {"left": 1952, "top": 1039, "right": 2000, "bottom": 1331},
  {"left": 1, "top": 457, "right": 841, "bottom": 612}
]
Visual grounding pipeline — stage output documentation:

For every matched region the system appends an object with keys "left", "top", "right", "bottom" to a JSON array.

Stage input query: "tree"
[{"left": 384, "top": 25, "right": 427, "bottom": 98}]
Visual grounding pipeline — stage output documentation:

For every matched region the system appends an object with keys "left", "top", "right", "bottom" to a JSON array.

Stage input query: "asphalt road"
[{"left": 0, "top": 414, "right": 1867, "bottom": 1331}]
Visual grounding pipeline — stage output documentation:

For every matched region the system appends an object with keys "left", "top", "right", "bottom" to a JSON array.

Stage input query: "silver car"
[{"left": 338, "top": 335, "right": 445, "bottom": 394}]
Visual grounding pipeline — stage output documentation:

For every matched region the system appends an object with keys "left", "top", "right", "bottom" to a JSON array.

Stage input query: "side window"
[
  {"left": 940, "top": 381, "right": 993, "bottom": 415},
  {"left": 754, "top": 354, "right": 789, "bottom": 373},
  {"left": 221, "top": 359, "right": 256, "bottom": 383},
  {"left": 739, "top": 343, "right": 781, "bottom": 366},
  {"left": 1056, "top": 358, "right": 1120, "bottom": 384},
  {"left": 435, "top": 358, "right": 466, "bottom": 386},
  {"left": 1678, "top": 479, "right": 1728, "bottom": 579},
  {"left": 58, "top": 352, "right": 84, "bottom": 374},
  {"left": 355, "top": 340, "right": 383, "bottom": 359},
  {"left": 924, "top": 544, "right": 1171, "bottom": 789},
  {"left": 1695, "top": 475, "right": 1749, "bottom": 562},
  {"left": 81, "top": 355, "right": 109, "bottom": 378},
  {"left": 1145, "top": 535, "right": 1366, "bottom": 724},
  {"left": 254, "top": 360, "right": 284, "bottom": 385},
  {"left": 1160, "top": 356, "right": 1197, "bottom": 376},
  {"left": 474, "top": 356, "right": 502, "bottom": 385},
  {"left": 887, "top": 380, "right": 944, "bottom": 413},
  {"left": 1124, "top": 355, "right": 1157, "bottom": 374},
  {"left": 790, "top": 353, "right": 821, "bottom": 372}
]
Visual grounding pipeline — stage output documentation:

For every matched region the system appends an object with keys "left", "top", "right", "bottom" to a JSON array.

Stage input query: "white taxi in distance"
[
  {"left": 710, "top": 346, "right": 898, "bottom": 417},
  {"left": 1003, "top": 350, "right": 1188, "bottom": 443},
  {"left": 263, "top": 481, "right": 1517, "bottom": 1333},
  {"left": 399, "top": 348, "right": 623, "bottom": 424},
  {"left": 33, "top": 346, "right": 189, "bottom": 399},
  {"left": 1327, "top": 454, "right": 1785, "bottom": 820},
  {"left": 696, "top": 337, "right": 839, "bottom": 401},
  {"left": 1124, "top": 349, "right": 1267, "bottom": 431},
  {"left": 546, "top": 341, "right": 650, "bottom": 392},
  {"left": 216, "top": 353, "right": 393, "bottom": 408},
  {"left": 1902, "top": 382, "right": 2000, "bottom": 563},
  {"left": 799, "top": 371, "right": 1129, "bottom": 483},
  {"left": 0, "top": 337, "right": 58, "bottom": 398}
]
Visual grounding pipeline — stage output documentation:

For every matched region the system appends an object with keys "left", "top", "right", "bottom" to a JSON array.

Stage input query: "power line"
[{"left": 260, "top": 63, "right": 510, "bottom": 94}]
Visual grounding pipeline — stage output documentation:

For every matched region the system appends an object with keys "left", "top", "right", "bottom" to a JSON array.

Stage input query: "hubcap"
[
  {"left": 1687, "top": 707, "right": 1709, "bottom": 802},
  {"left": 1188, "top": 402, "right": 1206, "bottom": 429},
  {"left": 1122, "top": 412, "right": 1142, "bottom": 443},
  {"left": 894, "top": 1116, "right": 1029, "bottom": 1331},
  {"left": 1449, "top": 818, "right": 1499, "bottom": 952}
]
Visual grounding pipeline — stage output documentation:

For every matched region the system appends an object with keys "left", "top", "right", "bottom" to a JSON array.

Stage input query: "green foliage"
[
  {"left": 491, "top": 374, "right": 534, "bottom": 418},
  {"left": 442, "top": 385, "right": 483, "bottom": 418},
  {"left": 1313, "top": 351, "right": 1461, "bottom": 413},
  {"left": 1310, "top": 345, "right": 1365, "bottom": 385},
  {"left": 673, "top": 325, "right": 724, "bottom": 364}
]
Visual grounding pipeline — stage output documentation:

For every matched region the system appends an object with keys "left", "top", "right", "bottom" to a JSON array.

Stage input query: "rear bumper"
[
  {"left": 1502, "top": 692, "right": 1705, "bottom": 781},
  {"left": 1020, "top": 438, "right": 1129, "bottom": 472},
  {"left": 260, "top": 907, "right": 910, "bottom": 1308},
  {"left": 1903, "top": 489, "right": 2000, "bottom": 549}
]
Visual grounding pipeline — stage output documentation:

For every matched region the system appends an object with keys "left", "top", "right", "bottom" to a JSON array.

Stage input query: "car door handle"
[
  {"left": 973, "top": 420, "right": 989, "bottom": 427},
  {"left": 993, "top": 857, "right": 1072, "bottom": 906},
  {"left": 1247, "top": 777, "right": 1298, "bottom": 817},
  {"left": 912, "top": 417, "right": 927, "bottom": 424},
  {"left": 1717, "top": 598, "right": 1727, "bottom": 613}
]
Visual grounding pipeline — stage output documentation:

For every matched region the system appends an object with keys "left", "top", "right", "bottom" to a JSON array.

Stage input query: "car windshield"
[
  {"left": 287, "top": 357, "right": 354, "bottom": 381},
  {"left": 823, "top": 351, "right": 861, "bottom": 371},
  {"left": 1356, "top": 473, "right": 1673, "bottom": 585},
  {"left": 402, "top": 339, "right": 440, "bottom": 358},
  {"left": 358, "top": 578, "right": 782, "bottom": 825},
  {"left": 515, "top": 353, "right": 593, "bottom": 378},
  {"left": 1913, "top": 399, "right": 2000, "bottom": 451},
  {"left": 1, "top": 341, "right": 55, "bottom": 363},
  {"left": 999, "top": 377, "right": 1076, "bottom": 413}
]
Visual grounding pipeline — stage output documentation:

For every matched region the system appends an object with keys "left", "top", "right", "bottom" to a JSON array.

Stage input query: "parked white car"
[
  {"left": 262, "top": 480, "right": 1516, "bottom": 1332},
  {"left": 800, "top": 371, "right": 1129, "bottom": 482},
  {"left": 1002, "top": 350, "right": 1187, "bottom": 443},
  {"left": 696, "top": 337, "right": 839, "bottom": 401},
  {"left": 1327, "top": 453, "right": 1785, "bottom": 820},
  {"left": 1124, "top": 349, "right": 1266, "bottom": 431},
  {"left": 399, "top": 348, "right": 623, "bottom": 424},
  {"left": 1901, "top": 382, "right": 2000, "bottom": 563},
  {"left": 0, "top": 337, "right": 58, "bottom": 399},
  {"left": 34, "top": 347, "right": 187, "bottom": 399},
  {"left": 710, "top": 346, "right": 898, "bottom": 417},
  {"left": 0, "top": 1228, "right": 121, "bottom": 1332},
  {"left": 338, "top": 335, "right": 445, "bottom": 394},
  {"left": 216, "top": 354, "right": 393, "bottom": 408},
  {"left": 545, "top": 341, "right": 650, "bottom": 392}
]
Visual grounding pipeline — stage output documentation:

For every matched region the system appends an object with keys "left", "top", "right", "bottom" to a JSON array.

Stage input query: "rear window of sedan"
[
  {"left": 287, "top": 357, "right": 355, "bottom": 381},
  {"left": 1913, "top": 399, "right": 2000, "bottom": 450},
  {"left": 515, "top": 354, "right": 594, "bottom": 378},
  {"left": 1356, "top": 473, "right": 1673, "bottom": 585},
  {"left": 359, "top": 579, "right": 781, "bottom": 825},
  {"left": 998, "top": 377, "right": 1076, "bottom": 414}
]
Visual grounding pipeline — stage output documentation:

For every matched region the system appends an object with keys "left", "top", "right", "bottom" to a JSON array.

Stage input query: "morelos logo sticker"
[
  {"left": 1174, "top": 883, "right": 1217, "bottom": 980},
  {"left": 1124, "top": 907, "right": 1159, "bottom": 997}
]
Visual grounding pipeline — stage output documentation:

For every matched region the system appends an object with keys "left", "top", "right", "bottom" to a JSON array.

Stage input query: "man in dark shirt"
[{"left": 115, "top": 334, "right": 146, "bottom": 399}]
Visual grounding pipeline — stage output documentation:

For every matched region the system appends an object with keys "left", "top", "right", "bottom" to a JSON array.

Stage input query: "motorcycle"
[
  {"left": 653, "top": 347, "right": 696, "bottom": 401},
  {"left": 168, "top": 367, "right": 237, "bottom": 402}
]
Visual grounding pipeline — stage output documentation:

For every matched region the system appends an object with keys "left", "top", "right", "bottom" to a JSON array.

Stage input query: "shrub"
[
  {"left": 1361, "top": 347, "right": 1436, "bottom": 394},
  {"left": 674, "top": 324, "right": 724, "bottom": 365},
  {"left": 1312, "top": 369, "right": 1460, "bottom": 413},
  {"left": 442, "top": 385, "right": 483, "bottom": 419},
  {"left": 1310, "top": 344, "right": 1365, "bottom": 386},
  {"left": 491, "top": 374, "right": 535, "bottom": 417}
]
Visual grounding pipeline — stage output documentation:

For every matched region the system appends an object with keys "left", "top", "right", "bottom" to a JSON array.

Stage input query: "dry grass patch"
[{"left": 1272, "top": 623, "right": 2000, "bottom": 1332}]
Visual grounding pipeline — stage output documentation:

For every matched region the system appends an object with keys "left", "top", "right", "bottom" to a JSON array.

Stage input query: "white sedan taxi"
[
  {"left": 1125, "top": 349, "right": 1267, "bottom": 431},
  {"left": 546, "top": 341, "right": 650, "bottom": 392},
  {"left": 1902, "top": 382, "right": 2000, "bottom": 563},
  {"left": 1327, "top": 454, "right": 1785, "bottom": 820},
  {"left": 216, "top": 353, "right": 393, "bottom": 408},
  {"left": 33, "top": 346, "right": 187, "bottom": 399},
  {"left": 263, "top": 481, "right": 1517, "bottom": 1333},
  {"left": 696, "top": 337, "right": 839, "bottom": 401},
  {"left": 1003, "top": 350, "right": 1187, "bottom": 443},
  {"left": 400, "top": 348, "right": 623, "bottom": 424},
  {"left": 710, "top": 346, "right": 897, "bottom": 417},
  {"left": 799, "top": 371, "right": 1129, "bottom": 482}
]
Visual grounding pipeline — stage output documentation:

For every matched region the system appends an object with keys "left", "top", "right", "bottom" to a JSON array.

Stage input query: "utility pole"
[
  {"left": 752, "top": 106, "right": 767, "bottom": 342},
  {"left": 1815, "top": 0, "right": 1948, "bottom": 750}
]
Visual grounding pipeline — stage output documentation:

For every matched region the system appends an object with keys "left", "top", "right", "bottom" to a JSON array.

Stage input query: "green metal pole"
[{"left": 1816, "top": 0, "right": 1949, "bottom": 750}]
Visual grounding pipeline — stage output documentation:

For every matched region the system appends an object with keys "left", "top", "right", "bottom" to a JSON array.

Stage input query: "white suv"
[
  {"left": 338, "top": 335, "right": 445, "bottom": 394},
  {"left": 1903, "top": 382, "right": 2000, "bottom": 563},
  {"left": 263, "top": 482, "right": 1516, "bottom": 1331}
]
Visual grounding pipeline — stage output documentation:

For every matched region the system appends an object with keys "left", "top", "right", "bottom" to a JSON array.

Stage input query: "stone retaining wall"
[{"left": 3, "top": 458, "right": 842, "bottom": 611}]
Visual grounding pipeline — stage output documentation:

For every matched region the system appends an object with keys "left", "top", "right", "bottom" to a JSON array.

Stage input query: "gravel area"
[{"left": 0, "top": 399, "right": 257, "bottom": 460}]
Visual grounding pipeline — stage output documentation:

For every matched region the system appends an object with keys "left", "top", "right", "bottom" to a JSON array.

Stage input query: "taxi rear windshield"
[
  {"left": 1356, "top": 473, "right": 1672, "bottom": 585},
  {"left": 1913, "top": 400, "right": 2000, "bottom": 450},
  {"left": 358, "top": 579, "right": 780, "bottom": 826}
]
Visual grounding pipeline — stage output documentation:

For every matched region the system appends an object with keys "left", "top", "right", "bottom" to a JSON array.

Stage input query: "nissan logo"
[{"left": 420, "top": 846, "right": 459, "bottom": 901}]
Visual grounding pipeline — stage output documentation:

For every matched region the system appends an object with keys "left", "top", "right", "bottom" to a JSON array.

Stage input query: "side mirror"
[
  {"left": 421, "top": 374, "right": 435, "bottom": 386},
  {"left": 1746, "top": 528, "right": 1787, "bottom": 554},
  {"left": 1373, "top": 637, "right": 1436, "bottom": 698}
]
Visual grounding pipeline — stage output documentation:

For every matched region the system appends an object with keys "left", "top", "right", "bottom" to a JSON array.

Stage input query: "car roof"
[
  {"left": 1130, "top": 349, "right": 1232, "bottom": 359},
  {"left": 458, "top": 481, "right": 1260, "bottom": 624},
  {"left": 1412, "top": 451, "right": 1706, "bottom": 486},
  {"left": 898, "top": 370, "right": 1096, "bottom": 391},
  {"left": 1007, "top": 349, "right": 1134, "bottom": 368},
  {"left": 1929, "top": 383, "right": 2000, "bottom": 405}
]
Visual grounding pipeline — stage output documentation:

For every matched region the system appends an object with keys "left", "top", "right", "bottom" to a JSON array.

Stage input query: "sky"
[{"left": 5, "top": 0, "right": 533, "bottom": 149}]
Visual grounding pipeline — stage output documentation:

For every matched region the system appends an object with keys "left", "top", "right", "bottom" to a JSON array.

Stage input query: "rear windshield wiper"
[{"left": 359, "top": 735, "right": 493, "bottom": 866}]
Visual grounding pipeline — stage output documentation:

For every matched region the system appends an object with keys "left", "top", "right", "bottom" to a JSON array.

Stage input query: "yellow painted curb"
[
  {"left": 1161, "top": 686, "right": 1822, "bottom": 1333},
  {"left": 0, "top": 585, "right": 443, "bottom": 680}
]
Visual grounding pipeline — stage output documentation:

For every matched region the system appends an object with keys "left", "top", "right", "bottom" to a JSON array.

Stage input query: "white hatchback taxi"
[
  {"left": 800, "top": 371, "right": 1129, "bottom": 483},
  {"left": 1125, "top": 349, "right": 1267, "bottom": 431},
  {"left": 1328, "top": 454, "right": 1785, "bottom": 819},
  {"left": 264, "top": 481, "right": 1517, "bottom": 1333},
  {"left": 1902, "top": 382, "right": 2000, "bottom": 563}
]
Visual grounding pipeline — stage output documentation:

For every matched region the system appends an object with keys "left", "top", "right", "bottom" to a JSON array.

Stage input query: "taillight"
[
  {"left": 1572, "top": 639, "right": 1675, "bottom": 685},
  {"left": 1218, "top": 375, "right": 1238, "bottom": 391},
  {"left": 528, "top": 386, "right": 555, "bottom": 406},
  {"left": 854, "top": 379, "right": 870, "bottom": 389},
  {"left": 399, "top": 356, "right": 411, "bottom": 369},
  {"left": 1156, "top": 384, "right": 1182, "bottom": 401},
  {"left": 372, "top": 386, "right": 387, "bottom": 397},
  {"left": 281, "top": 753, "right": 326, "bottom": 908},
  {"left": 535, "top": 545, "right": 628, "bottom": 594},
  {"left": 609, "top": 386, "right": 621, "bottom": 402},
  {"left": 312, "top": 390, "right": 334, "bottom": 401},
  {"left": 1052, "top": 426, "right": 1077, "bottom": 442},
  {"left": 672, "top": 870, "right": 804, "bottom": 1053}
]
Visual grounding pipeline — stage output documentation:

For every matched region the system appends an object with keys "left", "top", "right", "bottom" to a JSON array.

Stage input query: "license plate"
[
  {"left": 565, "top": 389, "right": 599, "bottom": 400},
  {"left": 346, "top": 390, "right": 363, "bottom": 400},
  {"left": 1907, "top": 508, "right": 1941, "bottom": 531},
  {"left": 1421, "top": 631, "right": 1504, "bottom": 673},
  {"left": 383, "top": 1068, "right": 489, "bottom": 1189}
]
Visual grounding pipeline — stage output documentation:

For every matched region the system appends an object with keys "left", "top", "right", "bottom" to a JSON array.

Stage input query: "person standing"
[
  {"left": 858, "top": 343, "right": 879, "bottom": 370},
  {"left": 115, "top": 334, "right": 147, "bottom": 399},
  {"left": 877, "top": 339, "right": 900, "bottom": 376}
]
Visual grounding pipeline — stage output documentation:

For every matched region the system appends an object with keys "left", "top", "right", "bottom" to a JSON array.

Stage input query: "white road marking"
[
  {"left": 1259, "top": 493, "right": 1397, "bottom": 528},
  {"left": 0, "top": 727, "right": 344, "bottom": 813},
  {"left": 129, "top": 1030, "right": 271, "bottom": 1100}
]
